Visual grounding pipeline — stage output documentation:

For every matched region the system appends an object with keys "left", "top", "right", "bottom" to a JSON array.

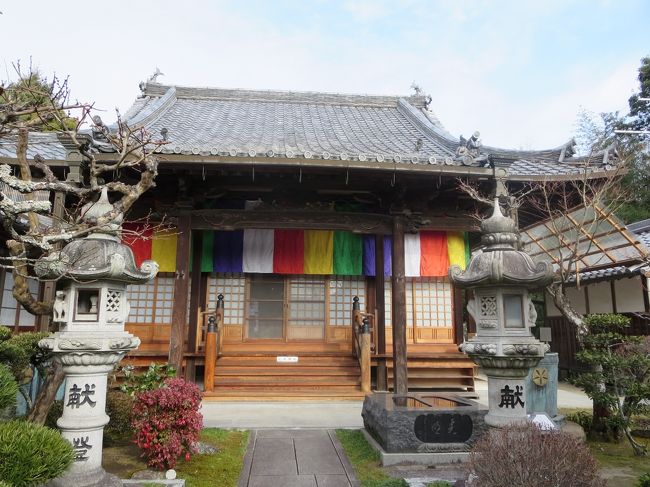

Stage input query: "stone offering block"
[{"left": 362, "top": 392, "right": 488, "bottom": 453}]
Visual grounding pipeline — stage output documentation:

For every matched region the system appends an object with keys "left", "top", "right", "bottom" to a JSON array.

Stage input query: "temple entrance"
[{"left": 245, "top": 275, "right": 326, "bottom": 340}]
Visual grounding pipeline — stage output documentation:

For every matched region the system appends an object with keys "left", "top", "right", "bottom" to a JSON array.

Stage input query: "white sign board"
[{"left": 277, "top": 356, "right": 299, "bottom": 363}]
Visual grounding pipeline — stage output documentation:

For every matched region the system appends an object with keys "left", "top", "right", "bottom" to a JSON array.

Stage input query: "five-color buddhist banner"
[{"left": 123, "top": 225, "right": 469, "bottom": 277}]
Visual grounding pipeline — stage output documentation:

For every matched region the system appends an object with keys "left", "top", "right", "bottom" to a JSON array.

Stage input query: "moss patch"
[
  {"left": 103, "top": 442, "right": 147, "bottom": 479},
  {"left": 335, "top": 430, "right": 407, "bottom": 487},
  {"left": 103, "top": 428, "right": 248, "bottom": 487},
  {"left": 589, "top": 438, "right": 650, "bottom": 487},
  {"left": 175, "top": 429, "right": 249, "bottom": 487}
]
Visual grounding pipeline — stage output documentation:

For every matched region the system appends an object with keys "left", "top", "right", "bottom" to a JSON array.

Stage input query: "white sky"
[{"left": 1, "top": 0, "right": 648, "bottom": 149}]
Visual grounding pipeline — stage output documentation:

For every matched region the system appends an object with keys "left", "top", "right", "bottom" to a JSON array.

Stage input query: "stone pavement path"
[{"left": 238, "top": 429, "right": 359, "bottom": 487}]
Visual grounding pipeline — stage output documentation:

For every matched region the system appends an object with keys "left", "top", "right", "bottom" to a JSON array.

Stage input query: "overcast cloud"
[{"left": 1, "top": 0, "right": 648, "bottom": 149}]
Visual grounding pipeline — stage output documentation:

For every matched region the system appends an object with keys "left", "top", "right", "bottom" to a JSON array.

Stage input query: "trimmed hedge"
[{"left": 0, "top": 420, "right": 74, "bottom": 486}]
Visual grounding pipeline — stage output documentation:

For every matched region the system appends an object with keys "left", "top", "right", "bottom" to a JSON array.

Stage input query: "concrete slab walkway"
[
  {"left": 201, "top": 377, "right": 592, "bottom": 429},
  {"left": 237, "top": 429, "right": 359, "bottom": 487}
]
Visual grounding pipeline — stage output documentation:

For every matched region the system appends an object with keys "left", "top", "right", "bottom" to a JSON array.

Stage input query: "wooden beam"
[
  {"left": 169, "top": 216, "right": 191, "bottom": 372},
  {"left": 391, "top": 217, "right": 408, "bottom": 396},
  {"left": 375, "top": 235, "right": 387, "bottom": 391},
  {"left": 187, "top": 209, "right": 477, "bottom": 234}
]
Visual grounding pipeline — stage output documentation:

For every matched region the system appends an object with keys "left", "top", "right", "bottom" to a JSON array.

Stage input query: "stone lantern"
[
  {"left": 449, "top": 199, "right": 553, "bottom": 427},
  {"left": 36, "top": 188, "right": 158, "bottom": 487}
]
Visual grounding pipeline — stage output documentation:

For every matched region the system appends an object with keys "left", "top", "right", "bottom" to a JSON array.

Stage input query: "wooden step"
[
  {"left": 210, "top": 352, "right": 363, "bottom": 400},
  {"left": 217, "top": 356, "right": 358, "bottom": 367},
  {"left": 215, "top": 367, "right": 359, "bottom": 376},
  {"left": 203, "top": 389, "right": 367, "bottom": 402}
]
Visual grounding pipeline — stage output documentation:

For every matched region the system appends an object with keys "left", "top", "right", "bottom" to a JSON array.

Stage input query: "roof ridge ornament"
[{"left": 455, "top": 131, "right": 491, "bottom": 167}]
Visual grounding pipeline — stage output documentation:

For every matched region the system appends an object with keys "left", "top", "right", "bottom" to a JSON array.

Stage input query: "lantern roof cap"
[{"left": 450, "top": 199, "right": 553, "bottom": 288}]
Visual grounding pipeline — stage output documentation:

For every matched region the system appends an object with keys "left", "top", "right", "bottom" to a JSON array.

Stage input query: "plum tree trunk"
[{"left": 27, "top": 361, "right": 65, "bottom": 425}]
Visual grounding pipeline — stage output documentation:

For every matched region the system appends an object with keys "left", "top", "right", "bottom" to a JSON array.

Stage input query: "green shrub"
[
  {"left": 0, "top": 481, "right": 12, "bottom": 487},
  {"left": 119, "top": 363, "right": 176, "bottom": 396},
  {"left": 0, "top": 331, "right": 48, "bottom": 383},
  {"left": 0, "top": 420, "right": 73, "bottom": 486},
  {"left": 565, "top": 410, "right": 593, "bottom": 432},
  {"left": 0, "top": 364, "right": 18, "bottom": 411},
  {"left": 104, "top": 390, "right": 134, "bottom": 445},
  {"left": 572, "top": 314, "right": 650, "bottom": 454},
  {"left": 0, "top": 327, "right": 11, "bottom": 342},
  {"left": 637, "top": 473, "right": 650, "bottom": 487}
]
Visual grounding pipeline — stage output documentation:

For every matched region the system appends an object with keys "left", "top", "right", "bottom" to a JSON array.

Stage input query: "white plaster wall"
[
  {"left": 545, "top": 286, "right": 587, "bottom": 317},
  {"left": 588, "top": 281, "right": 614, "bottom": 314},
  {"left": 614, "top": 276, "right": 645, "bottom": 313}
]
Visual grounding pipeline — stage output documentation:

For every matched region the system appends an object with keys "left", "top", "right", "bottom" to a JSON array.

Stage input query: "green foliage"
[
  {"left": 609, "top": 57, "right": 650, "bottom": 223},
  {"left": 0, "top": 330, "right": 49, "bottom": 384},
  {"left": 335, "top": 429, "right": 408, "bottom": 487},
  {"left": 565, "top": 410, "right": 593, "bottom": 432},
  {"left": 104, "top": 390, "right": 134, "bottom": 446},
  {"left": 0, "top": 71, "right": 77, "bottom": 132},
  {"left": 572, "top": 314, "right": 650, "bottom": 454},
  {"left": 637, "top": 472, "right": 650, "bottom": 487},
  {"left": 426, "top": 482, "right": 452, "bottom": 487},
  {"left": 119, "top": 363, "right": 176, "bottom": 396},
  {"left": 0, "top": 420, "right": 74, "bottom": 486},
  {"left": 0, "top": 327, "right": 11, "bottom": 342},
  {"left": 0, "top": 364, "right": 18, "bottom": 412}
]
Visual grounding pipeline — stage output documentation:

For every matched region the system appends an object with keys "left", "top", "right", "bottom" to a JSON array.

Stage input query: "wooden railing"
[
  {"left": 203, "top": 294, "right": 224, "bottom": 393},
  {"left": 352, "top": 296, "right": 372, "bottom": 393}
]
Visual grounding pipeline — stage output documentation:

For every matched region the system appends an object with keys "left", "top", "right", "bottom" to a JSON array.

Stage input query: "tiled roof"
[
  {"left": 568, "top": 264, "right": 648, "bottom": 284},
  {"left": 118, "top": 82, "right": 613, "bottom": 178},
  {"left": 563, "top": 218, "right": 650, "bottom": 285},
  {"left": 0, "top": 132, "right": 67, "bottom": 161},
  {"left": 628, "top": 218, "right": 650, "bottom": 249}
]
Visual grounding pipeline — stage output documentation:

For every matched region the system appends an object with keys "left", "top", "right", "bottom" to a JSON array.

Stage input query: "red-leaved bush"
[{"left": 132, "top": 378, "right": 203, "bottom": 470}]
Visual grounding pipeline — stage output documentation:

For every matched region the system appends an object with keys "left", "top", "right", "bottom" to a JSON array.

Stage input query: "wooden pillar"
[
  {"left": 360, "top": 322, "right": 371, "bottom": 393},
  {"left": 375, "top": 234, "right": 387, "bottom": 391},
  {"left": 169, "top": 216, "right": 191, "bottom": 372},
  {"left": 185, "top": 230, "right": 204, "bottom": 381},
  {"left": 391, "top": 217, "right": 408, "bottom": 396},
  {"left": 203, "top": 315, "right": 217, "bottom": 393},
  {"left": 610, "top": 280, "right": 617, "bottom": 314},
  {"left": 453, "top": 286, "right": 464, "bottom": 344}
]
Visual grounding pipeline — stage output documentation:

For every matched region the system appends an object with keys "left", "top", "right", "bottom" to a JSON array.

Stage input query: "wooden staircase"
[
  {"left": 374, "top": 348, "right": 477, "bottom": 396},
  {"left": 203, "top": 353, "right": 367, "bottom": 401}
]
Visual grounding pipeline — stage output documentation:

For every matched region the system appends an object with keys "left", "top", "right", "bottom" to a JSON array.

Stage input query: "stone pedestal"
[
  {"left": 525, "top": 352, "right": 564, "bottom": 425},
  {"left": 481, "top": 358, "right": 541, "bottom": 427},
  {"left": 41, "top": 333, "right": 140, "bottom": 487}
]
